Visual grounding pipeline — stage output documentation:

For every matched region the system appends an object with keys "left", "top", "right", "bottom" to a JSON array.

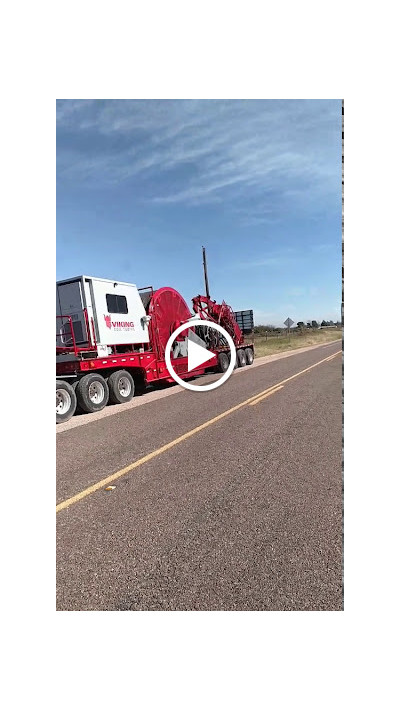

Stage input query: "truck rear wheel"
[
  {"left": 56, "top": 380, "right": 77, "bottom": 424},
  {"left": 107, "top": 370, "right": 135, "bottom": 404},
  {"left": 75, "top": 373, "right": 109, "bottom": 413},
  {"left": 218, "top": 352, "right": 230, "bottom": 373},
  {"left": 245, "top": 347, "right": 254, "bottom": 365},
  {"left": 236, "top": 349, "right": 246, "bottom": 367}
]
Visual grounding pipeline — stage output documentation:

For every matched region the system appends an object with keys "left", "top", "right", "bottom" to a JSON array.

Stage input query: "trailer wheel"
[
  {"left": 236, "top": 349, "right": 246, "bottom": 367},
  {"left": 244, "top": 347, "right": 254, "bottom": 365},
  {"left": 56, "top": 380, "right": 77, "bottom": 424},
  {"left": 107, "top": 370, "right": 135, "bottom": 404},
  {"left": 75, "top": 373, "right": 109, "bottom": 413},
  {"left": 217, "top": 352, "right": 230, "bottom": 373}
]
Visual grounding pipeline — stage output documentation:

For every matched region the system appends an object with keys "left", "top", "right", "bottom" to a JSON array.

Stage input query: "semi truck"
[{"left": 56, "top": 275, "right": 254, "bottom": 423}]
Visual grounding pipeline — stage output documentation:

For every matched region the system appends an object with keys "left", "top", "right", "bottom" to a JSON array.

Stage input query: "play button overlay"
[
  {"left": 165, "top": 319, "right": 236, "bottom": 392},
  {"left": 187, "top": 337, "right": 215, "bottom": 372}
]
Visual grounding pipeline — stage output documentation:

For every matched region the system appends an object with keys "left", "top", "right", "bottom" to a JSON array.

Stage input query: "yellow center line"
[
  {"left": 248, "top": 385, "right": 285, "bottom": 406},
  {"left": 325, "top": 352, "right": 341, "bottom": 362},
  {"left": 56, "top": 351, "right": 341, "bottom": 513}
]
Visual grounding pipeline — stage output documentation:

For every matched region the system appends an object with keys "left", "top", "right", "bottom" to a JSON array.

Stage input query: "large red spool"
[{"left": 147, "top": 286, "right": 192, "bottom": 356}]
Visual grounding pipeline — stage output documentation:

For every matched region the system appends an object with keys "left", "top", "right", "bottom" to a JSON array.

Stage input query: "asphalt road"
[{"left": 56, "top": 340, "right": 343, "bottom": 611}]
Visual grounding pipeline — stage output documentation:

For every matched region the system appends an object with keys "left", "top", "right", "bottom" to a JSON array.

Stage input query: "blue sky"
[{"left": 57, "top": 99, "right": 342, "bottom": 326}]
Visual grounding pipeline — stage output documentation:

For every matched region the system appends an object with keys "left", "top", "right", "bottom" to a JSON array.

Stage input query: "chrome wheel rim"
[
  {"left": 118, "top": 376, "right": 131, "bottom": 397},
  {"left": 88, "top": 381, "right": 105, "bottom": 404},
  {"left": 56, "top": 388, "right": 71, "bottom": 415}
]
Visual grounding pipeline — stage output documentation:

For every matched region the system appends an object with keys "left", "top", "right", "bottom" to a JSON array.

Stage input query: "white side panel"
[{"left": 90, "top": 279, "right": 150, "bottom": 345}]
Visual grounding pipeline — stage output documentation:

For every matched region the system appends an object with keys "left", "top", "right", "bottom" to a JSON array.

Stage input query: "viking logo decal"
[{"left": 104, "top": 314, "right": 112, "bottom": 329}]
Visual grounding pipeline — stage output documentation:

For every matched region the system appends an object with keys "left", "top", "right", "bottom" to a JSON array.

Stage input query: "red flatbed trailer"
[{"left": 56, "top": 283, "right": 253, "bottom": 423}]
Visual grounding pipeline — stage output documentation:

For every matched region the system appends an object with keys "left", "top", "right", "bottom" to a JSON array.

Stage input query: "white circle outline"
[{"left": 164, "top": 319, "right": 236, "bottom": 392}]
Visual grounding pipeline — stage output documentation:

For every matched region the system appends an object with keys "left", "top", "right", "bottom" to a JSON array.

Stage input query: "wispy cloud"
[
  {"left": 57, "top": 99, "right": 341, "bottom": 217},
  {"left": 233, "top": 256, "right": 289, "bottom": 269},
  {"left": 287, "top": 287, "right": 306, "bottom": 297},
  {"left": 228, "top": 248, "right": 299, "bottom": 270},
  {"left": 312, "top": 243, "right": 336, "bottom": 253},
  {"left": 287, "top": 286, "right": 319, "bottom": 298}
]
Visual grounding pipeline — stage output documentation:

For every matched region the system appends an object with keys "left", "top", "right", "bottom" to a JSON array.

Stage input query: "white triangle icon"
[{"left": 187, "top": 338, "right": 215, "bottom": 372}]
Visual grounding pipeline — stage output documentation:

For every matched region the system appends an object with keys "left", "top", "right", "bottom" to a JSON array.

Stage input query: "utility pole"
[{"left": 202, "top": 246, "right": 210, "bottom": 299}]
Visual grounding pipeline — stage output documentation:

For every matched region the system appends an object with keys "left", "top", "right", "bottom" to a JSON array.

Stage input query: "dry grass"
[{"left": 249, "top": 329, "right": 342, "bottom": 359}]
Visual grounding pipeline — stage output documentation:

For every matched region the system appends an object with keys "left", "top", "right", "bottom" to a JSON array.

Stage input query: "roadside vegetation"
[{"left": 249, "top": 328, "right": 342, "bottom": 359}]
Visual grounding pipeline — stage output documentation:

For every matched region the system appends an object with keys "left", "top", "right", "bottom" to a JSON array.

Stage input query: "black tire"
[
  {"left": 75, "top": 373, "right": 109, "bottom": 413},
  {"left": 244, "top": 347, "right": 254, "bottom": 365},
  {"left": 72, "top": 380, "right": 84, "bottom": 415},
  {"left": 236, "top": 349, "right": 246, "bottom": 367},
  {"left": 107, "top": 370, "right": 135, "bottom": 404},
  {"left": 56, "top": 380, "right": 77, "bottom": 424},
  {"left": 134, "top": 373, "right": 147, "bottom": 396},
  {"left": 218, "top": 352, "right": 230, "bottom": 373}
]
